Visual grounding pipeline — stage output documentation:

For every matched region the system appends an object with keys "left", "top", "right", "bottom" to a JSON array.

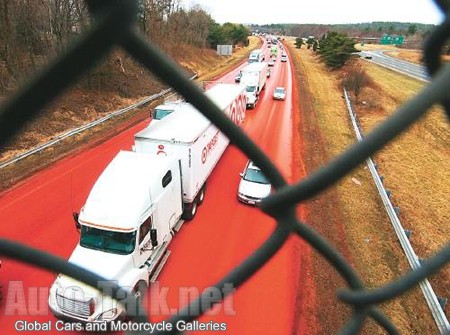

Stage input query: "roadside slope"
[
  {"left": 286, "top": 41, "right": 445, "bottom": 334},
  {"left": 0, "top": 37, "right": 261, "bottom": 193}
]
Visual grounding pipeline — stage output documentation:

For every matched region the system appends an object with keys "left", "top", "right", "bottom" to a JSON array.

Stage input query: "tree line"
[
  {"left": 0, "top": 0, "right": 249, "bottom": 94},
  {"left": 252, "top": 22, "right": 436, "bottom": 40}
]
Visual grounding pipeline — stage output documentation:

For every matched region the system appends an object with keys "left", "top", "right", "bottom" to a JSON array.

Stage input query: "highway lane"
[
  {"left": 0, "top": 122, "right": 146, "bottom": 334},
  {"left": 360, "top": 50, "right": 430, "bottom": 81},
  {"left": 0, "top": 44, "right": 308, "bottom": 334}
]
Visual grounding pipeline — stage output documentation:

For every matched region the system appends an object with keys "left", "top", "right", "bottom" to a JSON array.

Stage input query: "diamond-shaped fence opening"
[{"left": 0, "top": 1, "right": 449, "bottom": 334}]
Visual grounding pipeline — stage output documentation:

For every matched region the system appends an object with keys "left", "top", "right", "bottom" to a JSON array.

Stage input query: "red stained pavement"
[{"left": 0, "top": 44, "right": 314, "bottom": 334}]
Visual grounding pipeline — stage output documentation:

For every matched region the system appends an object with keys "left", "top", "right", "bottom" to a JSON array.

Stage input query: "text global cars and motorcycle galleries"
[{"left": 14, "top": 320, "right": 228, "bottom": 332}]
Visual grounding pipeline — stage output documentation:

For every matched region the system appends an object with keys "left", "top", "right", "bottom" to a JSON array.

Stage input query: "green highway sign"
[{"left": 380, "top": 35, "right": 404, "bottom": 45}]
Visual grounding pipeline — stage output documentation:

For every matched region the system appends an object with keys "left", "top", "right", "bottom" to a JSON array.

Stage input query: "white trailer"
[
  {"left": 48, "top": 83, "right": 246, "bottom": 324},
  {"left": 205, "top": 82, "right": 247, "bottom": 126},
  {"left": 135, "top": 83, "right": 246, "bottom": 218},
  {"left": 240, "top": 62, "right": 268, "bottom": 109},
  {"left": 135, "top": 105, "right": 222, "bottom": 218}
]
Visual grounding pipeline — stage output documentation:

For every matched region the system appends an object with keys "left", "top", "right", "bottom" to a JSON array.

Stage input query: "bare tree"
[
  {"left": 185, "top": 5, "right": 213, "bottom": 48},
  {"left": 44, "top": 0, "right": 88, "bottom": 52},
  {"left": 0, "top": 0, "right": 48, "bottom": 88},
  {"left": 140, "top": 0, "right": 173, "bottom": 48},
  {"left": 341, "top": 63, "right": 372, "bottom": 103},
  {"left": 0, "top": 0, "right": 213, "bottom": 94}
]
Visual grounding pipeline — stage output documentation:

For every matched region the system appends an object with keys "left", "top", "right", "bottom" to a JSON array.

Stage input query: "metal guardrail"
[
  {"left": 0, "top": 1, "right": 449, "bottom": 334},
  {"left": 343, "top": 88, "right": 450, "bottom": 334},
  {"left": 0, "top": 77, "right": 192, "bottom": 171},
  {"left": 0, "top": 88, "right": 169, "bottom": 170}
]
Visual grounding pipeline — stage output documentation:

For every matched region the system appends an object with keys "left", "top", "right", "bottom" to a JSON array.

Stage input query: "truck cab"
[
  {"left": 151, "top": 101, "right": 186, "bottom": 123},
  {"left": 248, "top": 49, "right": 264, "bottom": 63},
  {"left": 243, "top": 82, "right": 258, "bottom": 108},
  {"left": 239, "top": 62, "right": 268, "bottom": 109},
  {"left": 49, "top": 151, "right": 182, "bottom": 323}
]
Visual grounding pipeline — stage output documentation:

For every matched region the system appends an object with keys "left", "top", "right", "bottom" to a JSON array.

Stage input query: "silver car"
[
  {"left": 237, "top": 161, "right": 271, "bottom": 205},
  {"left": 273, "top": 87, "right": 286, "bottom": 100}
]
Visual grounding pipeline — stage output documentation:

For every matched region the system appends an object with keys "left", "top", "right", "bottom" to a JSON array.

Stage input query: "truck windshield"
[
  {"left": 153, "top": 108, "right": 174, "bottom": 120},
  {"left": 246, "top": 86, "right": 257, "bottom": 93},
  {"left": 80, "top": 226, "right": 136, "bottom": 255}
]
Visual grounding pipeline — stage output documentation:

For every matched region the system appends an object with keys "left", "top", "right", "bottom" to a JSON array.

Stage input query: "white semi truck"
[
  {"left": 48, "top": 83, "right": 246, "bottom": 323},
  {"left": 240, "top": 62, "right": 268, "bottom": 109},
  {"left": 248, "top": 48, "right": 264, "bottom": 63}
]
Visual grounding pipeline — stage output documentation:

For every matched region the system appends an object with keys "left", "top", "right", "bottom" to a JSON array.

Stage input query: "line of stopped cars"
[
  {"left": 235, "top": 49, "right": 290, "bottom": 205},
  {"left": 272, "top": 50, "right": 287, "bottom": 101}
]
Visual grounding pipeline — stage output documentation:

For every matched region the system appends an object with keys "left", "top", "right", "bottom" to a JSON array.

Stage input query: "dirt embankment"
[
  {"left": 287, "top": 40, "right": 449, "bottom": 334},
  {"left": 0, "top": 38, "right": 261, "bottom": 192}
]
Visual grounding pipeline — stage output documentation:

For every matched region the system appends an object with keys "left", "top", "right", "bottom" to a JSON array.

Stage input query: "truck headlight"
[{"left": 95, "top": 308, "right": 118, "bottom": 321}]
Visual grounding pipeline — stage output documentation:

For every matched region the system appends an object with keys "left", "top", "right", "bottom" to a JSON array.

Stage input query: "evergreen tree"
[
  {"left": 295, "top": 37, "right": 304, "bottom": 49},
  {"left": 318, "top": 31, "right": 357, "bottom": 69}
]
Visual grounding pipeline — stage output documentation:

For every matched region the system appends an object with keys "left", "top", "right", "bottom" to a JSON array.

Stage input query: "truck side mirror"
[
  {"left": 72, "top": 212, "right": 81, "bottom": 232},
  {"left": 150, "top": 229, "right": 158, "bottom": 247}
]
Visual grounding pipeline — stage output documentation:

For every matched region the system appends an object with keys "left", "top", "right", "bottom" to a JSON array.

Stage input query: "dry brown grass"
[
  {"left": 357, "top": 60, "right": 450, "bottom": 288},
  {"left": 355, "top": 43, "right": 400, "bottom": 52},
  {"left": 355, "top": 42, "right": 450, "bottom": 64},
  {"left": 287, "top": 39, "right": 448, "bottom": 334},
  {"left": 384, "top": 50, "right": 423, "bottom": 64}
]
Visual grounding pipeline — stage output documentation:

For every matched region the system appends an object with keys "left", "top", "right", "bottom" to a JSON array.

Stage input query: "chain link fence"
[{"left": 0, "top": 1, "right": 449, "bottom": 334}]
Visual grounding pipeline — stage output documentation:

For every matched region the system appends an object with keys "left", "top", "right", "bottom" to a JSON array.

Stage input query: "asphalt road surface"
[
  {"left": 0, "top": 43, "right": 311, "bottom": 334},
  {"left": 359, "top": 50, "right": 431, "bottom": 81}
]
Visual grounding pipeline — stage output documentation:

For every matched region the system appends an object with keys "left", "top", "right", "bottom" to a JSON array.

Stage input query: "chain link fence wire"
[{"left": 0, "top": 0, "right": 449, "bottom": 334}]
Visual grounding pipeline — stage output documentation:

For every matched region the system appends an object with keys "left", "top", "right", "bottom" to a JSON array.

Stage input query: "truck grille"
[{"left": 56, "top": 292, "right": 93, "bottom": 318}]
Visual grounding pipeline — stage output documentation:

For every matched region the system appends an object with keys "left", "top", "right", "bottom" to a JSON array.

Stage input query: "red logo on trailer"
[
  {"left": 230, "top": 103, "right": 237, "bottom": 124},
  {"left": 157, "top": 144, "right": 166, "bottom": 156},
  {"left": 227, "top": 93, "right": 246, "bottom": 126},
  {"left": 236, "top": 93, "right": 246, "bottom": 124},
  {"left": 201, "top": 131, "right": 220, "bottom": 164}
]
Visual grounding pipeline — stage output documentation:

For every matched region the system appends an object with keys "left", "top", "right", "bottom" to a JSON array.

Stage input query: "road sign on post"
[
  {"left": 380, "top": 35, "right": 404, "bottom": 45},
  {"left": 380, "top": 35, "right": 392, "bottom": 45},
  {"left": 392, "top": 36, "right": 404, "bottom": 45}
]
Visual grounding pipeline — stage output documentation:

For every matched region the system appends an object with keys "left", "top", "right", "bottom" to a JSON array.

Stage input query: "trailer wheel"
[
  {"left": 182, "top": 201, "right": 197, "bottom": 221},
  {"left": 197, "top": 184, "right": 206, "bottom": 205}
]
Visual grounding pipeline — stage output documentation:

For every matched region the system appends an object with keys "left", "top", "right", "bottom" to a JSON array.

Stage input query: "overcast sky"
[{"left": 187, "top": 0, "right": 445, "bottom": 25}]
